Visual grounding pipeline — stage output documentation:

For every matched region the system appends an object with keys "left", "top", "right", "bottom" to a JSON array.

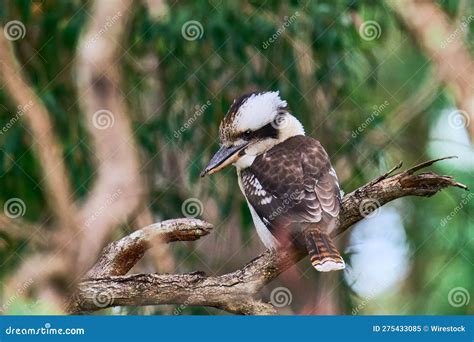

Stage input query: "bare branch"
[
  {"left": 132, "top": 207, "right": 176, "bottom": 274},
  {"left": 72, "top": 269, "right": 280, "bottom": 315},
  {"left": 70, "top": 158, "right": 467, "bottom": 315},
  {"left": 0, "top": 32, "right": 78, "bottom": 235},
  {"left": 0, "top": 29, "right": 82, "bottom": 305},
  {"left": 75, "top": 0, "right": 145, "bottom": 272},
  {"left": 335, "top": 156, "right": 467, "bottom": 236},
  {"left": 87, "top": 218, "right": 213, "bottom": 278},
  {"left": 0, "top": 215, "right": 52, "bottom": 251}
]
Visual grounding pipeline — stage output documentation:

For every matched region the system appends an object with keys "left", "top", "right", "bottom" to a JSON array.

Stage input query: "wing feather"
[{"left": 241, "top": 135, "right": 341, "bottom": 237}]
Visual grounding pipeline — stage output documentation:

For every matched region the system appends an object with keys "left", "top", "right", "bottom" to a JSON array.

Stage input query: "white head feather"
[
  {"left": 234, "top": 91, "right": 288, "bottom": 131},
  {"left": 224, "top": 91, "right": 306, "bottom": 169}
]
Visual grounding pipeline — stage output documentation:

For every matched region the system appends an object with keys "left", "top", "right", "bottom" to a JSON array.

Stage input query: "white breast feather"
[
  {"left": 247, "top": 202, "right": 277, "bottom": 249},
  {"left": 237, "top": 171, "right": 277, "bottom": 249}
]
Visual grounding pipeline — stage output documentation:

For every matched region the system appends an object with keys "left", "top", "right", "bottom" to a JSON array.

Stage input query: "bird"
[{"left": 200, "top": 91, "right": 344, "bottom": 272}]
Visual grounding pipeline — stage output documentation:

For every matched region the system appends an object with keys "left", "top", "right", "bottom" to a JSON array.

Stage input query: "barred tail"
[{"left": 304, "top": 229, "right": 345, "bottom": 272}]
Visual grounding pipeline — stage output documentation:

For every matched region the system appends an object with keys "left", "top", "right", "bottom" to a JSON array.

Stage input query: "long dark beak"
[{"left": 200, "top": 144, "right": 247, "bottom": 177}]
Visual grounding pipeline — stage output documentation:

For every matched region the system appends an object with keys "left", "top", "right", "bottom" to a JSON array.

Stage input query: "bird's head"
[{"left": 201, "top": 91, "right": 305, "bottom": 177}]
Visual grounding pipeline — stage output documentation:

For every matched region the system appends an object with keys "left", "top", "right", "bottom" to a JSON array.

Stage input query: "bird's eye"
[{"left": 243, "top": 130, "right": 252, "bottom": 139}]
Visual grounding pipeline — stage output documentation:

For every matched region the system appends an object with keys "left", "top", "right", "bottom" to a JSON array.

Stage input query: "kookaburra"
[{"left": 201, "top": 91, "right": 344, "bottom": 272}]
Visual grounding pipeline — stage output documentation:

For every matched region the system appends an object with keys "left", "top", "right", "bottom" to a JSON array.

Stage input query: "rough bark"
[
  {"left": 87, "top": 218, "right": 213, "bottom": 278},
  {"left": 69, "top": 157, "right": 467, "bottom": 315}
]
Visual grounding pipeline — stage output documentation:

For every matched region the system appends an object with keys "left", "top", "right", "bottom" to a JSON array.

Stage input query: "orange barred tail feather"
[{"left": 304, "top": 229, "right": 345, "bottom": 272}]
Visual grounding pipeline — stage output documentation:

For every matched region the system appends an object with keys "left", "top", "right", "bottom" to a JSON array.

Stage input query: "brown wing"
[{"left": 241, "top": 135, "right": 341, "bottom": 239}]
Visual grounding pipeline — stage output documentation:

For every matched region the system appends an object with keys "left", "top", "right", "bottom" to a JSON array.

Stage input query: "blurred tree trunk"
[{"left": 388, "top": 0, "right": 474, "bottom": 140}]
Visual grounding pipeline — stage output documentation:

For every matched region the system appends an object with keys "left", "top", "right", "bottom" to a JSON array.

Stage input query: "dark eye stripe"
[{"left": 242, "top": 122, "right": 278, "bottom": 140}]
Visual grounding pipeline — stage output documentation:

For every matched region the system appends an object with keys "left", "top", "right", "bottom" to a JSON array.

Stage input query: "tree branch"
[
  {"left": 70, "top": 158, "right": 467, "bottom": 315},
  {"left": 87, "top": 218, "right": 213, "bottom": 278},
  {"left": 387, "top": 0, "right": 474, "bottom": 140},
  {"left": 0, "top": 215, "right": 47, "bottom": 248},
  {"left": 0, "top": 26, "right": 82, "bottom": 308},
  {"left": 0, "top": 29, "right": 78, "bottom": 237},
  {"left": 75, "top": 0, "right": 145, "bottom": 273},
  {"left": 335, "top": 156, "right": 466, "bottom": 236}
]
